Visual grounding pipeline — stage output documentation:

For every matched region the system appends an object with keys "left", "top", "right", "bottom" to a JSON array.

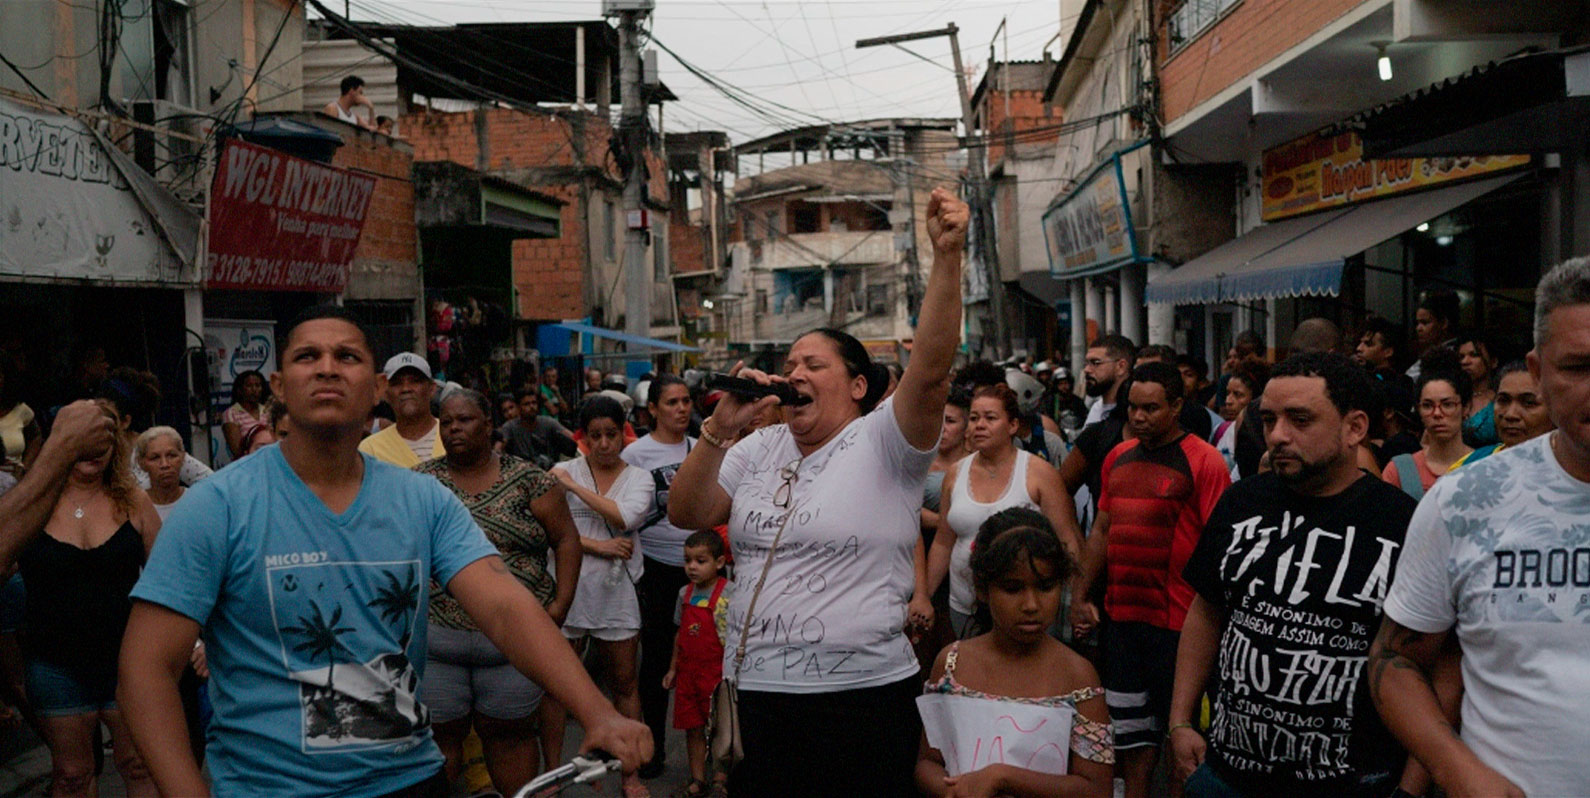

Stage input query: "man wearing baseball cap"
[{"left": 358, "top": 352, "right": 446, "bottom": 468}]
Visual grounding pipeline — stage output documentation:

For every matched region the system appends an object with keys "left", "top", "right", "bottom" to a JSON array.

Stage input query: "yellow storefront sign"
[{"left": 1261, "top": 131, "right": 1529, "bottom": 221}]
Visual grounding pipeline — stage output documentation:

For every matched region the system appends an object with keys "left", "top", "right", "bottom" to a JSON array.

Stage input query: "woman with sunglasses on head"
[
  {"left": 669, "top": 189, "right": 970, "bottom": 798},
  {"left": 19, "top": 403, "right": 162, "bottom": 797}
]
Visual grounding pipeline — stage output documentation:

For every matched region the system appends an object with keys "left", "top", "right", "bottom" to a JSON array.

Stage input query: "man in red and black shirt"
[{"left": 1072, "top": 361, "right": 1230, "bottom": 798}]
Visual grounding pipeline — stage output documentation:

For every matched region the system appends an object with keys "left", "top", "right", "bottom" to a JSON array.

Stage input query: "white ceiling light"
[
  {"left": 1417, "top": 222, "right": 1430, "bottom": 233},
  {"left": 1376, "top": 43, "right": 1393, "bottom": 82}
]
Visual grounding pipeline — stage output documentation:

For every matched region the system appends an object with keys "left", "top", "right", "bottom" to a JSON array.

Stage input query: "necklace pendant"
[{"left": 73, "top": 507, "right": 84, "bottom": 519}]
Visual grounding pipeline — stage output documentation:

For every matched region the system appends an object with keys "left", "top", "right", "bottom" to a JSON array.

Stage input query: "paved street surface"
[{"left": 0, "top": 719, "right": 690, "bottom": 798}]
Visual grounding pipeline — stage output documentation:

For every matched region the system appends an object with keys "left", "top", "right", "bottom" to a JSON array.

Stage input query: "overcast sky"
[{"left": 358, "top": 0, "right": 1067, "bottom": 144}]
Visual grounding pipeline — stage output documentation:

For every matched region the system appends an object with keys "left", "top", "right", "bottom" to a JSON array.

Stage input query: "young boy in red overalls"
[{"left": 662, "top": 530, "right": 728, "bottom": 797}]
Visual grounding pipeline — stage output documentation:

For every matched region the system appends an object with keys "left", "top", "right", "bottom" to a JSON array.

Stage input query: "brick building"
[
  {"left": 311, "top": 19, "right": 681, "bottom": 383},
  {"left": 970, "top": 59, "right": 1062, "bottom": 360}
]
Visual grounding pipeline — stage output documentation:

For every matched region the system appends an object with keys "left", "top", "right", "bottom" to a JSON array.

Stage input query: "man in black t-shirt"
[
  {"left": 501, "top": 388, "right": 577, "bottom": 466},
  {"left": 1169, "top": 353, "right": 1417, "bottom": 797}
]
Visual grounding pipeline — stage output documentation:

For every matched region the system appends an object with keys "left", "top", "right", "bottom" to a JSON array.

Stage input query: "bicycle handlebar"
[{"left": 512, "top": 751, "right": 620, "bottom": 797}]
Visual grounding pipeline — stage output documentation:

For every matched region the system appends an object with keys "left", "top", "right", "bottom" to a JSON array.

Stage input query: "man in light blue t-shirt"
[{"left": 118, "top": 306, "right": 650, "bottom": 798}]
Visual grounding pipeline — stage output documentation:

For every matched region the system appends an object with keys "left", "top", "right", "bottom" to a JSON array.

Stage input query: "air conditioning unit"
[
  {"left": 602, "top": 0, "right": 655, "bottom": 14},
  {"left": 129, "top": 99, "right": 209, "bottom": 202}
]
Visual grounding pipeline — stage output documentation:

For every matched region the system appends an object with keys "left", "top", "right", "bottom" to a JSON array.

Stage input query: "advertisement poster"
[
  {"left": 1261, "top": 131, "right": 1529, "bottom": 221},
  {"left": 1043, "top": 161, "right": 1135, "bottom": 275},
  {"left": 207, "top": 139, "right": 377, "bottom": 292},
  {"left": 205, "top": 319, "right": 277, "bottom": 466}
]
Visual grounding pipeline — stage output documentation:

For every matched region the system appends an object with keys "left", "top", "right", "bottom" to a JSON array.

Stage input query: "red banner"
[{"left": 206, "top": 139, "right": 377, "bottom": 292}]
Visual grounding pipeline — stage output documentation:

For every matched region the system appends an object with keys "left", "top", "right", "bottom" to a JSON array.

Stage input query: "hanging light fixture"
[{"left": 1375, "top": 43, "right": 1393, "bottom": 82}]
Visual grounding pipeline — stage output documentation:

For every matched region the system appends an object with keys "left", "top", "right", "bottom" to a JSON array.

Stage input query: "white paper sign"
[{"left": 917, "top": 693, "right": 1075, "bottom": 777}]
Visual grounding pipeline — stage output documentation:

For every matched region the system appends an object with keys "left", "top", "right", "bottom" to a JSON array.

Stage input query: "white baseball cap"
[
  {"left": 598, "top": 388, "right": 635, "bottom": 414},
  {"left": 382, "top": 352, "right": 432, "bottom": 380}
]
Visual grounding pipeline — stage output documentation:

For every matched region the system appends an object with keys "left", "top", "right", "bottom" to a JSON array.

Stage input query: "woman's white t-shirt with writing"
[
  {"left": 1384, "top": 435, "right": 1590, "bottom": 797},
  {"left": 559, "top": 457, "right": 654, "bottom": 632},
  {"left": 718, "top": 397, "right": 936, "bottom": 694}
]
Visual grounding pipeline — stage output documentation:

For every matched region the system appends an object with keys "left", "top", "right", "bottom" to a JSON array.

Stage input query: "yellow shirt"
[
  {"left": 357, "top": 422, "right": 446, "bottom": 468},
  {"left": 0, "top": 403, "right": 33, "bottom": 461}
]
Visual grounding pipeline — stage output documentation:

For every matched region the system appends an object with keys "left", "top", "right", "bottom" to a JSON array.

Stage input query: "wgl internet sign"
[{"left": 206, "top": 139, "right": 377, "bottom": 292}]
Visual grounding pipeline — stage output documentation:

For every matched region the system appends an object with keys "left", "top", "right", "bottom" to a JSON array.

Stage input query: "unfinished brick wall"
[
  {"left": 330, "top": 128, "right": 416, "bottom": 298},
  {"left": 401, "top": 105, "right": 671, "bottom": 321},
  {"left": 1158, "top": 0, "right": 1369, "bottom": 124},
  {"left": 669, "top": 222, "right": 707, "bottom": 274},
  {"left": 499, "top": 183, "right": 581, "bottom": 322},
  {"left": 985, "top": 88, "right": 1060, "bottom": 163}
]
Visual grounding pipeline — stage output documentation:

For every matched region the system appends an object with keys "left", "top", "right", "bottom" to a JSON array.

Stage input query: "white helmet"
[
  {"left": 630, "top": 379, "right": 651, "bottom": 410},
  {"left": 1004, "top": 369, "right": 1043, "bottom": 416}
]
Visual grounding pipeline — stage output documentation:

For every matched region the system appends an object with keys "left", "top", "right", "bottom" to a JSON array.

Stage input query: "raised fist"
[{"left": 926, "top": 187, "right": 969, "bottom": 256}]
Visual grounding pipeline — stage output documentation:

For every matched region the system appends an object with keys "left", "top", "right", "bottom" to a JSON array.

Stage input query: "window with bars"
[{"left": 1167, "top": 0, "right": 1241, "bottom": 53}]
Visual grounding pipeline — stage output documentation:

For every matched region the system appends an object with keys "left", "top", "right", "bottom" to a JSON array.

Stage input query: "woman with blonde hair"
[
  {"left": 135, "top": 427, "right": 186, "bottom": 522},
  {"left": 20, "top": 404, "right": 162, "bottom": 797}
]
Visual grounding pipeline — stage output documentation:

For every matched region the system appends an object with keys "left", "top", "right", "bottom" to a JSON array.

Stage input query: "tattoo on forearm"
[{"left": 1368, "top": 622, "right": 1434, "bottom": 703}]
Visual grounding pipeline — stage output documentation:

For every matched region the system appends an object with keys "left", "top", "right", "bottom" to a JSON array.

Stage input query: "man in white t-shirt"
[
  {"left": 1373, "top": 257, "right": 1590, "bottom": 797},
  {"left": 358, "top": 353, "right": 445, "bottom": 468},
  {"left": 1081, "top": 334, "right": 1135, "bottom": 428},
  {"left": 321, "top": 75, "right": 375, "bottom": 130}
]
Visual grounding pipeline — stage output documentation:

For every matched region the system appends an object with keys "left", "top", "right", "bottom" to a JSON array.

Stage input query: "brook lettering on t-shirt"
[
  {"left": 1384, "top": 435, "right": 1590, "bottom": 797},
  {"left": 717, "top": 397, "right": 935, "bottom": 694},
  {"left": 621, "top": 435, "right": 697, "bottom": 566},
  {"left": 1183, "top": 472, "right": 1414, "bottom": 792},
  {"left": 130, "top": 446, "right": 497, "bottom": 798}
]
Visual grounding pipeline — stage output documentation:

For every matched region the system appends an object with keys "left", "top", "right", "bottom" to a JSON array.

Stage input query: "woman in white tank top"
[{"left": 923, "top": 384, "right": 1080, "bottom": 638}]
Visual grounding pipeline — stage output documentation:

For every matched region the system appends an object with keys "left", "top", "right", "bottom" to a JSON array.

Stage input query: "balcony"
[{"left": 752, "top": 230, "right": 896, "bottom": 270}]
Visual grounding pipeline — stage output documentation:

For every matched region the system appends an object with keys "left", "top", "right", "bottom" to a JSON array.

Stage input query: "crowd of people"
[{"left": 0, "top": 191, "right": 1586, "bottom": 798}]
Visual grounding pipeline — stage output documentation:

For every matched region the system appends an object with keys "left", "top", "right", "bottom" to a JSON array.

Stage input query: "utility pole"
[
  {"left": 857, "top": 24, "right": 1009, "bottom": 359},
  {"left": 609, "top": 1, "right": 654, "bottom": 365}
]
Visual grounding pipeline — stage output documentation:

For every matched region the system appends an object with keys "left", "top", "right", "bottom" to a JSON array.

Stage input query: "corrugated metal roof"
[{"left": 302, "top": 39, "right": 399, "bottom": 126}]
